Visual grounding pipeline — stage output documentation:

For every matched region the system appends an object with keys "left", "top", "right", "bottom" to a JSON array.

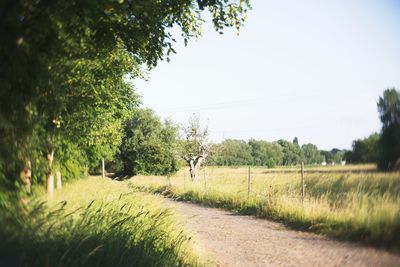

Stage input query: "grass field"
[
  {"left": 129, "top": 164, "right": 400, "bottom": 250},
  {"left": 0, "top": 177, "right": 200, "bottom": 267}
]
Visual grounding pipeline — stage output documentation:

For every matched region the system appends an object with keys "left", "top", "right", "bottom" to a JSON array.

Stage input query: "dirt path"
[{"left": 163, "top": 198, "right": 400, "bottom": 267}]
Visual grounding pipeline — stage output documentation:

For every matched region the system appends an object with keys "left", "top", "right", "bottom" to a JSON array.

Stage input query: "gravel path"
[{"left": 163, "top": 198, "right": 400, "bottom": 267}]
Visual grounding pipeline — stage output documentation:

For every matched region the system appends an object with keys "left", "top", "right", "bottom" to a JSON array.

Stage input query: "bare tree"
[{"left": 182, "top": 115, "right": 209, "bottom": 181}]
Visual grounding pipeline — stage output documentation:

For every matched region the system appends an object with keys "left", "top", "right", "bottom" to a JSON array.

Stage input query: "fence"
[{"left": 179, "top": 163, "right": 306, "bottom": 201}]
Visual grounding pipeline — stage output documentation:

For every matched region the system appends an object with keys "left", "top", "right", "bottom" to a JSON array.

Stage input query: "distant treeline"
[
  {"left": 205, "top": 131, "right": 391, "bottom": 168},
  {"left": 206, "top": 138, "right": 345, "bottom": 167}
]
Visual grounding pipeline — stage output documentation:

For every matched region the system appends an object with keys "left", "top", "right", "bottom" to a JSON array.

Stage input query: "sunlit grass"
[
  {"left": 0, "top": 176, "right": 201, "bottom": 267},
  {"left": 129, "top": 165, "right": 400, "bottom": 250}
]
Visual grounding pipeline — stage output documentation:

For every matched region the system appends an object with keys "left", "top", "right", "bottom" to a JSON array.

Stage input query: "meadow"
[
  {"left": 0, "top": 177, "right": 201, "bottom": 267},
  {"left": 129, "top": 164, "right": 400, "bottom": 250}
]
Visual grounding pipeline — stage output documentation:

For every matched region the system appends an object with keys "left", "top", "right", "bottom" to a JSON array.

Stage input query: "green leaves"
[
  {"left": 346, "top": 134, "right": 379, "bottom": 164},
  {"left": 377, "top": 88, "right": 400, "bottom": 171},
  {"left": 0, "top": 0, "right": 250, "bottom": 187},
  {"left": 116, "top": 109, "right": 180, "bottom": 176},
  {"left": 301, "top": 143, "right": 324, "bottom": 165},
  {"left": 378, "top": 88, "right": 400, "bottom": 130}
]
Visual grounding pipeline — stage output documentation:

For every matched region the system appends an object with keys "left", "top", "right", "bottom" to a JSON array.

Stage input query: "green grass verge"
[{"left": 0, "top": 177, "right": 202, "bottom": 267}]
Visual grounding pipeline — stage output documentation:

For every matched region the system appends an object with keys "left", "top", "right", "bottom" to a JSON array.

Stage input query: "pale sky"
[{"left": 135, "top": 0, "right": 400, "bottom": 150}]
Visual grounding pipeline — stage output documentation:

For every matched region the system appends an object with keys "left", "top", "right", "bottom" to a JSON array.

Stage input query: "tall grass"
[
  {"left": 129, "top": 165, "right": 400, "bottom": 250},
  {"left": 0, "top": 177, "right": 200, "bottom": 267}
]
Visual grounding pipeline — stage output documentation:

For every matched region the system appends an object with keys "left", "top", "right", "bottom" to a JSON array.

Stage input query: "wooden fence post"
[
  {"left": 301, "top": 162, "right": 305, "bottom": 203},
  {"left": 248, "top": 166, "right": 251, "bottom": 198},
  {"left": 204, "top": 168, "right": 208, "bottom": 195},
  {"left": 102, "top": 158, "right": 105, "bottom": 178}
]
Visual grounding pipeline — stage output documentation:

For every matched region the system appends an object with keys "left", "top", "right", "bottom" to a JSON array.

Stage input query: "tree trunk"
[
  {"left": 46, "top": 173, "right": 54, "bottom": 197},
  {"left": 56, "top": 170, "right": 62, "bottom": 190},
  {"left": 19, "top": 159, "right": 31, "bottom": 194},
  {"left": 189, "top": 159, "right": 196, "bottom": 181},
  {"left": 46, "top": 150, "right": 54, "bottom": 198},
  {"left": 185, "top": 146, "right": 207, "bottom": 182},
  {"left": 187, "top": 155, "right": 205, "bottom": 182}
]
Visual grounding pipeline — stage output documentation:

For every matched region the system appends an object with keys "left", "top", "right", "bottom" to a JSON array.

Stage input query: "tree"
[
  {"left": 181, "top": 115, "right": 209, "bottom": 181},
  {"left": 345, "top": 133, "right": 379, "bottom": 164},
  {"left": 319, "top": 151, "right": 331, "bottom": 164},
  {"left": 293, "top": 137, "right": 299, "bottom": 145},
  {"left": 278, "top": 139, "right": 302, "bottom": 165},
  {"left": 331, "top": 149, "right": 345, "bottom": 164},
  {"left": 117, "top": 109, "right": 179, "bottom": 176},
  {"left": 377, "top": 88, "right": 400, "bottom": 170},
  {"left": 301, "top": 143, "right": 324, "bottom": 164}
]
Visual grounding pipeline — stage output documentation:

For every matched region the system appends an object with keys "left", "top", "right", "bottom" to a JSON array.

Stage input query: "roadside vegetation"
[
  {"left": 0, "top": 177, "right": 201, "bottom": 267},
  {"left": 0, "top": 0, "right": 250, "bottom": 195},
  {"left": 1, "top": 1, "right": 399, "bottom": 265},
  {"left": 0, "top": 3, "right": 248, "bottom": 263},
  {"left": 129, "top": 165, "right": 400, "bottom": 251}
]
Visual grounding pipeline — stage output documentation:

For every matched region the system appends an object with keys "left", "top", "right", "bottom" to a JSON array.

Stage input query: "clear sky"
[{"left": 135, "top": 0, "right": 400, "bottom": 150}]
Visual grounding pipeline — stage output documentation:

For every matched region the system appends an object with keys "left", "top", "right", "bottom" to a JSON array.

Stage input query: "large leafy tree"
[
  {"left": 377, "top": 88, "right": 400, "bottom": 171},
  {"left": 0, "top": 0, "right": 250, "bottom": 191},
  {"left": 301, "top": 143, "right": 324, "bottom": 164},
  {"left": 277, "top": 139, "right": 302, "bottom": 166},
  {"left": 345, "top": 133, "right": 379, "bottom": 164},
  {"left": 118, "top": 109, "right": 180, "bottom": 176}
]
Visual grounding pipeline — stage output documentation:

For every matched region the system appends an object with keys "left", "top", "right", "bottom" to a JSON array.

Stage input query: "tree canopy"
[
  {"left": 0, "top": 0, "right": 250, "bottom": 191},
  {"left": 301, "top": 143, "right": 324, "bottom": 165},
  {"left": 377, "top": 88, "right": 400, "bottom": 170},
  {"left": 116, "top": 109, "right": 180, "bottom": 176},
  {"left": 345, "top": 133, "right": 379, "bottom": 164},
  {"left": 277, "top": 139, "right": 302, "bottom": 166}
]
